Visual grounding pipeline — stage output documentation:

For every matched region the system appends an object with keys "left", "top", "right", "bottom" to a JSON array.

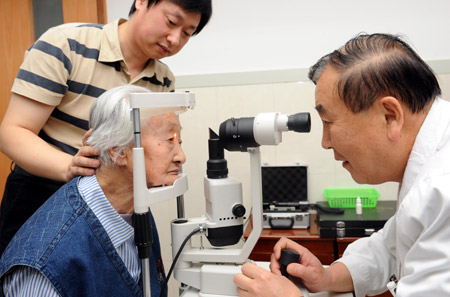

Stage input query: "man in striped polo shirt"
[{"left": 0, "top": 0, "right": 212, "bottom": 256}]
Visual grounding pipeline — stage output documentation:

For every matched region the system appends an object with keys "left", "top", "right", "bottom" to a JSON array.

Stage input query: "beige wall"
[
  {"left": 438, "top": 73, "right": 450, "bottom": 101},
  {"left": 151, "top": 72, "right": 450, "bottom": 294}
]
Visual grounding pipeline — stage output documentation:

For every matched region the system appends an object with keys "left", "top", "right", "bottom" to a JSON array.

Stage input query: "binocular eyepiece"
[{"left": 207, "top": 112, "right": 311, "bottom": 179}]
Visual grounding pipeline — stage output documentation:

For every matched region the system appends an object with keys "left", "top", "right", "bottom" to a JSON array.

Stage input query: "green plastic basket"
[{"left": 324, "top": 188, "right": 379, "bottom": 208}]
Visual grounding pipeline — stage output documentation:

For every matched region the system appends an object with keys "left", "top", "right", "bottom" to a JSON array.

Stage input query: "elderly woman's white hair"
[{"left": 86, "top": 85, "right": 150, "bottom": 166}]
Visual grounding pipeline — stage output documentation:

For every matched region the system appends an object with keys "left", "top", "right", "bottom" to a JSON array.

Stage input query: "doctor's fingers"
[
  {"left": 234, "top": 273, "right": 252, "bottom": 292},
  {"left": 234, "top": 271, "right": 264, "bottom": 296},
  {"left": 240, "top": 262, "right": 267, "bottom": 279},
  {"left": 236, "top": 263, "right": 275, "bottom": 288},
  {"left": 269, "top": 253, "right": 282, "bottom": 275},
  {"left": 287, "top": 262, "right": 328, "bottom": 293},
  {"left": 236, "top": 286, "right": 251, "bottom": 297},
  {"left": 236, "top": 286, "right": 269, "bottom": 297},
  {"left": 234, "top": 271, "right": 284, "bottom": 297},
  {"left": 286, "top": 262, "right": 308, "bottom": 279},
  {"left": 233, "top": 264, "right": 259, "bottom": 292},
  {"left": 235, "top": 270, "right": 304, "bottom": 297},
  {"left": 273, "top": 237, "right": 309, "bottom": 260}
]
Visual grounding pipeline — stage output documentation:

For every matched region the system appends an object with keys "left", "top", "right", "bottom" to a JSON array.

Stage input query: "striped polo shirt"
[
  {"left": 11, "top": 19, "right": 175, "bottom": 155},
  {"left": 2, "top": 175, "right": 140, "bottom": 296}
]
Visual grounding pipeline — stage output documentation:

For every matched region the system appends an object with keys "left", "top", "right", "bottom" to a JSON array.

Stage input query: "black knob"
[
  {"left": 232, "top": 204, "right": 246, "bottom": 217},
  {"left": 279, "top": 249, "right": 300, "bottom": 277}
]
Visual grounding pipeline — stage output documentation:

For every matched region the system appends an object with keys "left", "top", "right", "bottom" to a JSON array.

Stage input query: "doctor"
[{"left": 234, "top": 33, "right": 450, "bottom": 297}]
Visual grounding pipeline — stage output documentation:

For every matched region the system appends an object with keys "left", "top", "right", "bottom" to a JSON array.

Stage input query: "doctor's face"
[
  {"left": 314, "top": 67, "right": 388, "bottom": 184},
  {"left": 127, "top": 112, "right": 186, "bottom": 187}
]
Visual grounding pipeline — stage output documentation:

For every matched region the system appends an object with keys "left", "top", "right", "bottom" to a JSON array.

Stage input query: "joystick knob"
[{"left": 280, "top": 249, "right": 300, "bottom": 277}]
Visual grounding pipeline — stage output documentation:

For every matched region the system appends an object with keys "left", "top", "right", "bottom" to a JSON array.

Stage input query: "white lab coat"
[{"left": 337, "top": 97, "right": 450, "bottom": 297}]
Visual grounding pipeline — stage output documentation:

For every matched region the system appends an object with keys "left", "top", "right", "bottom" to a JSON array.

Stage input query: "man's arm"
[{"left": 0, "top": 93, "right": 100, "bottom": 182}]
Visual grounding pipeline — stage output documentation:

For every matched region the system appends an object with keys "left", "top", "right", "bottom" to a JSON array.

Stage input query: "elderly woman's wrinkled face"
[{"left": 128, "top": 112, "right": 186, "bottom": 187}]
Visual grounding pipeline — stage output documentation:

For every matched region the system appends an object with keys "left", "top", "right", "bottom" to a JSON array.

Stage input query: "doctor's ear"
[
  {"left": 107, "top": 147, "right": 128, "bottom": 166},
  {"left": 379, "top": 96, "right": 404, "bottom": 141}
]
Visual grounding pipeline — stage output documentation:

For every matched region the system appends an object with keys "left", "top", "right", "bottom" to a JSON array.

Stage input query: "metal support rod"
[
  {"left": 131, "top": 108, "right": 141, "bottom": 148},
  {"left": 176, "top": 125, "right": 186, "bottom": 219},
  {"left": 177, "top": 195, "right": 185, "bottom": 219},
  {"left": 141, "top": 259, "right": 151, "bottom": 297}
]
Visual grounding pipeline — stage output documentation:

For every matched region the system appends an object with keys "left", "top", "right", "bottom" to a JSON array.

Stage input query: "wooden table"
[{"left": 245, "top": 212, "right": 336, "bottom": 264}]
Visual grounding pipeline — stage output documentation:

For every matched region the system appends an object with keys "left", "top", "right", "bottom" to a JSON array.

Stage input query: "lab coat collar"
[{"left": 399, "top": 97, "right": 450, "bottom": 203}]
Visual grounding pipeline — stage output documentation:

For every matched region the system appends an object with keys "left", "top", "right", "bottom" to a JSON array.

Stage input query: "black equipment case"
[
  {"left": 317, "top": 200, "right": 397, "bottom": 238},
  {"left": 261, "top": 165, "right": 310, "bottom": 229}
]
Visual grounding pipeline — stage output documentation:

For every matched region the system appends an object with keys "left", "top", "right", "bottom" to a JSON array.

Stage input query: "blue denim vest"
[{"left": 0, "top": 178, "right": 166, "bottom": 297}]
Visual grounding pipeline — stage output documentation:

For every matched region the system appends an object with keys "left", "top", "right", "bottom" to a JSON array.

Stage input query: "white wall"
[{"left": 109, "top": 0, "right": 450, "bottom": 77}]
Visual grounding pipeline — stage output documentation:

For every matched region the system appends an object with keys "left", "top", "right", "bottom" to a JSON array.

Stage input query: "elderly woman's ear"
[{"left": 107, "top": 147, "right": 128, "bottom": 166}]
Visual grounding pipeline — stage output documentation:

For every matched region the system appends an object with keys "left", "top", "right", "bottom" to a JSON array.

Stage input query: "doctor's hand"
[
  {"left": 234, "top": 262, "right": 303, "bottom": 297},
  {"left": 270, "top": 237, "right": 331, "bottom": 293},
  {"left": 66, "top": 129, "right": 100, "bottom": 181}
]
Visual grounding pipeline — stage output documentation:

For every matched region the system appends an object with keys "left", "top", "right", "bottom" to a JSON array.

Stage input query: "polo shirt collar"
[{"left": 99, "top": 18, "right": 125, "bottom": 63}]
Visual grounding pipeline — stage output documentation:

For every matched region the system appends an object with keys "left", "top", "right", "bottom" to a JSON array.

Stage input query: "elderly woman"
[{"left": 0, "top": 85, "right": 186, "bottom": 297}]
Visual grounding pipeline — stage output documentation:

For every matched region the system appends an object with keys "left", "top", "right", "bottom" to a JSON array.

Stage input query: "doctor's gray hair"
[
  {"left": 86, "top": 85, "right": 150, "bottom": 167},
  {"left": 308, "top": 33, "right": 441, "bottom": 113}
]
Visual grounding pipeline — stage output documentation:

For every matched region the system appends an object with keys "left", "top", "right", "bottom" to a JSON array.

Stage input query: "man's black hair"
[
  {"left": 128, "top": 0, "right": 212, "bottom": 35},
  {"left": 308, "top": 33, "right": 441, "bottom": 113}
]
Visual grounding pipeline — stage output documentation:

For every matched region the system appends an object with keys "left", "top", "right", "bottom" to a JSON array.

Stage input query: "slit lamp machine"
[{"left": 129, "top": 92, "right": 311, "bottom": 297}]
